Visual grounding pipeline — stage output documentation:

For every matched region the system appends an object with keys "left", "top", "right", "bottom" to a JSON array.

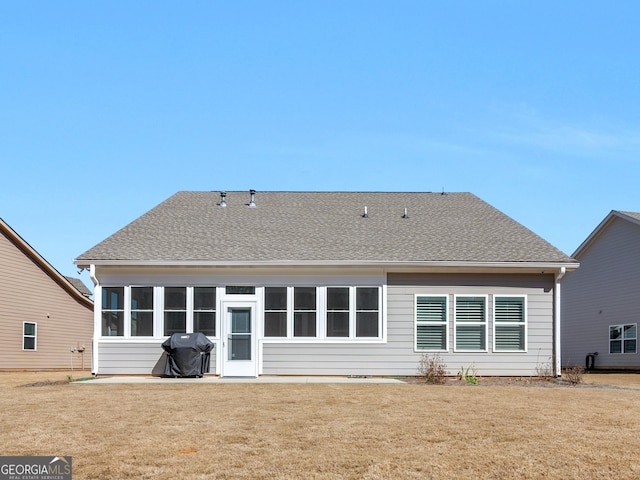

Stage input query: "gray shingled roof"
[
  {"left": 76, "top": 191, "right": 574, "bottom": 265},
  {"left": 617, "top": 211, "right": 640, "bottom": 222},
  {"left": 64, "top": 276, "right": 92, "bottom": 297}
]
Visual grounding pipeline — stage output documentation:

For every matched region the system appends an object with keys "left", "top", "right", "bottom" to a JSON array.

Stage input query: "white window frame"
[
  {"left": 454, "top": 294, "right": 488, "bottom": 353},
  {"left": 262, "top": 286, "right": 383, "bottom": 343},
  {"left": 23, "top": 322, "right": 37, "bottom": 351},
  {"left": 492, "top": 295, "right": 527, "bottom": 353},
  {"left": 414, "top": 295, "right": 449, "bottom": 352},
  {"left": 99, "top": 286, "right": 222, "bottom": 339},
  {"left": 609, "top": 323, "right": 637, "bottom": 354}
]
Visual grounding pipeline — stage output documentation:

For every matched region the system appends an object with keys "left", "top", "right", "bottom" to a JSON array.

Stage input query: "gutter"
[
  {"left": 90, "top": 265, "right": 100, "bottom": 376},
  {"left": 74, "top": 258, "right": 580, "bottom": 271},
  {"left": 554, "top": 267, "right": 567, "bottom": 377}
]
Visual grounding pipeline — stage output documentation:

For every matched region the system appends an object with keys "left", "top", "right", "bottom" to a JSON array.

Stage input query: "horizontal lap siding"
[
  {"left": 262, "top": 273, "right": 556, "bottom": 376},
  {"left": 562, "top": 218, "right": 640, "bottom": 369},
  {"left": 97, "top": 342, "right": 218, "bottom": 375},
  {"left": 0, "top": 232, "right": 93, "bottom": 370}
]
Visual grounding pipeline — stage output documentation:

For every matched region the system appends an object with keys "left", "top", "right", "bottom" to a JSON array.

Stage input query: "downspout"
[
  {"left": 89, "top": 265, "right": 100, "bottom": 376},
  {"left": 554, "top": 267, "right": 567, "bottom": 377}
]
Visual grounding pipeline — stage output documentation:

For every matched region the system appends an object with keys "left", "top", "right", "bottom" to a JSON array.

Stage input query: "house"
[
  {"left": 0, "top": 218, "right": 94, "bottom": 370},
  {"left": 74, "top": 191, "right": 577, "bottom": 377},
  {"left": 562, "top": 211, "right": 640, "bottom": 370}
]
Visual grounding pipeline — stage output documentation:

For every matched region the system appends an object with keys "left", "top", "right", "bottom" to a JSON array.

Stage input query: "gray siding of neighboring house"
[
  {"left": 0, "top": 230, "right": 93, "bottom": 370},
  {"left": 562, "top": 217, "right": 640, "bottom": 369},
  {"left": 262, "top": 273, "right": 556, "bottom": 376},
  {"left": 97, "top": 341, "right": 218, "bottom": 375}
]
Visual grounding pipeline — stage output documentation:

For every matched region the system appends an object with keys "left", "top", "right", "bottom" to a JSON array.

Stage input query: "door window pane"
[{"left": 229, "top": 309, "right": 251, "bottom": 361}]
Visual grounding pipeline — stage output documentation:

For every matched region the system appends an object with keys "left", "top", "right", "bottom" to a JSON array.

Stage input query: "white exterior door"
[{"left": 221, "top": 301, "right": 258, "bottom": 377}]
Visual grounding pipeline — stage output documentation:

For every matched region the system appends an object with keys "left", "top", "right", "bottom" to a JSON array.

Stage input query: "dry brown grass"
[{"left": 1, "top": 372, "right": 640, "bottom": 479}]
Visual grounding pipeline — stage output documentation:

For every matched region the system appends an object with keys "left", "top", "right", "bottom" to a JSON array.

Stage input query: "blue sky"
[{"left": 1, "top": 2, "right": 639, "bottom": 283}]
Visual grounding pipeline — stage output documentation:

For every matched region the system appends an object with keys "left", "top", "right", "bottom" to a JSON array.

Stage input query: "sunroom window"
[
  {"left": 194, "top": 287, "right": 216, "bottom": 336},
  {"left": 131, "top": 287, "right": 154, "bottom": 336},
  {"left": 164, "top": 287, "right": 186, "bottom": 336},
  {"left": 102, "top": 287, "right": 124, "bottom": 336},
  {"left": 264, "top": 287, "right": 287, "bottom": 337},
  {"left": 293, "top": 287, "right": 317, "bottom": 337}
]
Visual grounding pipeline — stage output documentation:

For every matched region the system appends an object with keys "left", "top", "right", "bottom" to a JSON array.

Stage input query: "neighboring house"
[
  {"left": 0, "top": 218, "right": 93, "bottom": 370},
  {"left": 74, "top": 191, "right": 577, "bottom": 377},
  {"left": 562, "top": 211, "right": 640, "bottom": 370}
]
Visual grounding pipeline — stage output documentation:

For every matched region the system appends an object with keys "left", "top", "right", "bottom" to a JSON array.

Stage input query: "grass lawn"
[{"left": 1, "top": 372, "right": 639, "bottom": 479}]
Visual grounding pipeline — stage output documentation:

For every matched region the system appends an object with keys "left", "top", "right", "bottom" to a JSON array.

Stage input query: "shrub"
[
  {"left": 563, "top": 366, "right": 584, "bottom": 385},
  {"left": 535, "top": 355, "right": 555, "bottom": 381},
  {"left": 417, "top": 354, "right": 448, "bottom": 384}
]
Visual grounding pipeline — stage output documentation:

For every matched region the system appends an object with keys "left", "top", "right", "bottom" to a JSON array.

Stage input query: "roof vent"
[
  {"left": 248, "top": 189, "right": 256, "bottom": 208},
  {"left": 219, "top": 192, "right": 227, "bottom": 208},
  {"left": 402, "top": 208, "right": 409, "bottom": 219},
  {"left": 362, "top": 206, "right": 368, "bottom": 218}
]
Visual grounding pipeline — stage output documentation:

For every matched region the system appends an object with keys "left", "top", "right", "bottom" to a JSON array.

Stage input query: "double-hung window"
[
  {"left": 164, "top": 287, "right": 186, "bottom": 336},
  {"left": 610, "top": 324, "right": 637, "bottom": 354},
  {"left": 415, "top": 296, "right": 448, "bottom": 351},
  {"left": 455, "top": 296, "right": 487, "bottom": 351},
  {"left": 494, "top": 296, "right": 526, "bottom": 351},
  {"left": 23, "top": 322, "right": 37, "bottom": 350},
  {"left": 131, "top": 287, "right": 154, "bottom": 336},
  {"left": 102, "top": 287, "right": 124, "bottom": 336}
]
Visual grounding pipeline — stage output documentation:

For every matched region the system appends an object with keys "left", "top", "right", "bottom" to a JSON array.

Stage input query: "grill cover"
[{"left": 161, "top": 332, "right": 214, "bottom": 377}]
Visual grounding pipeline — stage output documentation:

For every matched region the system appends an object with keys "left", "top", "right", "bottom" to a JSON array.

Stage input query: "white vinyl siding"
[
  {"left": 415, "top": 295, "right": 448, "bottom": 351},
  {"left": 454, "top": 296, "right": 487, "bottom": 352},
  {"left": 494, "top": 296, "right": 527, "bottom": 352}
]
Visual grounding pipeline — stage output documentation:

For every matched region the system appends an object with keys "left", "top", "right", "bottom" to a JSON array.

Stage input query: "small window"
[
  {"left": 610, "top": 324, "right": 637, "bottom": 354},
  {"left": 416, "top": 296, "right": 448, "bottom": 351},
  {"left": 226, "top": 286, "right": 256, "bottom": 295},
  {"left": 23, "top": 322, "right": 37, "bottom": 350},
  {"left": 102, "top": 286, "right": 124, "bottom": 336},
  {"left": 264, "top": 287, "right": 288, "bottom": 337},
  {"left": 194, "top": 287, "right": 216, "bottom": 336},
  {"left": 455, "top": 296, "right": 487, "bottom": 351},
  {"left": 293, "top": 287, "right": 317, "bottom": 337},
  {"left": 494, "top": 296, "right": 526, "bottom": 351},
  {"left": 164, "top": 287, "right": 186, "bottom": 336}
]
